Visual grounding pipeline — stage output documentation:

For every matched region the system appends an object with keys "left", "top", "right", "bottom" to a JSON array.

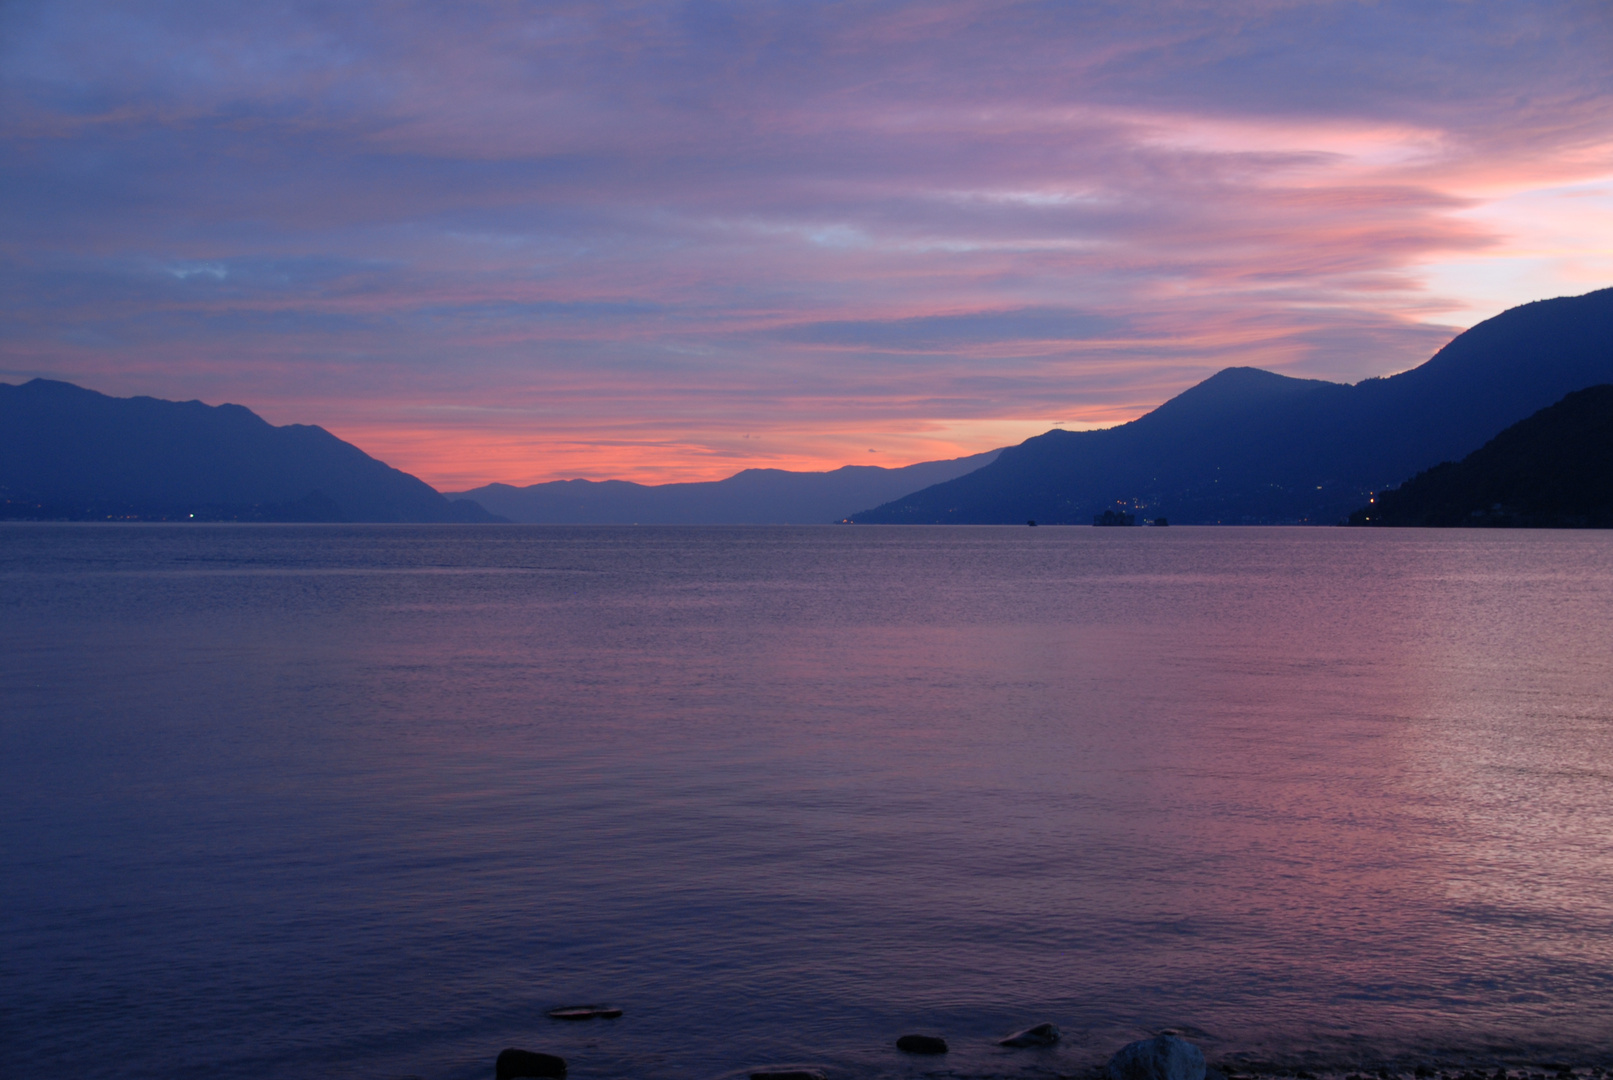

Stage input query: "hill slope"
[
  {"left": 853, "top": 287, "right": 1613, "bottom": 524},
  {"left": 0, "top": 379, "right": 501, "bottom": 522},
  {"left": 1348, "top": 385, "right": 1613, "bottom": 527},
  {"left": 451, "top": 450, "right": 1000, "bottom": 524}
]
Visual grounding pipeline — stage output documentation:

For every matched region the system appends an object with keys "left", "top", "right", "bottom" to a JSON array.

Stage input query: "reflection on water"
[{"left": 2, "top": 525, "right": 1611, "bottom": 1080}]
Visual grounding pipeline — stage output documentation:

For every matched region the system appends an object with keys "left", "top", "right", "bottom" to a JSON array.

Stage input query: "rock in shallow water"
[
  {"left": 1107, "top": 1035, "right": 1205, "bottom": 1080},
  {"left": 547, "top": 1005, "right": 623, "bottom": 1020},
  {"left": 1000, "top": 1023, "right": 1061, "bottom": 1048},
  {"left": 897, "top": 1035, "right": 949, "bottom": 1054},
  {"left": 496, "top": 1048, "right": 567, "bottom": 1080}
]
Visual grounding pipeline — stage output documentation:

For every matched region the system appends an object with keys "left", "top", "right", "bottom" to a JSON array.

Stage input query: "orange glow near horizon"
[{"left": 330, "top": 412, "right": 1127, "bottom": 491}]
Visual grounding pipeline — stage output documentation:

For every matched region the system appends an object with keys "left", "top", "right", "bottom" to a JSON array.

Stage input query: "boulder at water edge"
[
  {"left": 496, "top": 1048, "right": 567, "bottom": 1080},
  {"left": 1107, "top": 1035, "right": 1205, "bottom": 1080},
  {"left": 1000, "top": 1023, "right": 1061, "bottom": 1047},
  {"left": 896, "top": 1035, "right": 949, "bottom": 1054}
]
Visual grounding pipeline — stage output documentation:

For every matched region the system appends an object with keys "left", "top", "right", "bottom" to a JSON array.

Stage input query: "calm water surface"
[{"left": 2, "top": 525, "right": 1612, "bottom": 1080}]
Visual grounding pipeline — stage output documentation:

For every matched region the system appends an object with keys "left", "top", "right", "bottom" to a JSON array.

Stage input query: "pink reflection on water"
[{"left": 8, "top": 526, "right": 1609, "bottom": 1078}]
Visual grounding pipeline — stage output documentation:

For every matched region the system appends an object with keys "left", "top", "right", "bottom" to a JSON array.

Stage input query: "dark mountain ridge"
[
  {"left": 1349, "top": 384, "right": 1613, "bottom": 528},
  {"left": 0, "top": 379, "right": 500, "bottom": 522},
  {"left": 451, "top": 449, "right": 1000, "bottom": 524},
  {"left": 853, "top": 287, "right": 1613, "bottom": 524}
]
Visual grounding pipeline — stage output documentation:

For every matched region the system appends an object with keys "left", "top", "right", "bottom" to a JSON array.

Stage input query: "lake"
[{"left": 3, "top": 525, "right": 1611, "bottom": 1080}]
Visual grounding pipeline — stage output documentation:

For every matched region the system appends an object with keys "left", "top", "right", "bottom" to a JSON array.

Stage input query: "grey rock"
[
  {"left": 1000, "top": 1023, "right": 1061, "bottom": 1048},
  {"left": 897, "top": 1035, "right": 949, "bottom": 1055},
  {"left": 1108, "top": 1036, "right": 1206, "bottom": 1080},
  {"left": 496, "top": 1048, "right": 567, "bottom": 1080}
]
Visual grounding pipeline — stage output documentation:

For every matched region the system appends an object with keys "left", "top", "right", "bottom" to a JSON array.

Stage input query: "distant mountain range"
[
  {"left": 853, "top": 287, "right": 1613, "bottom": 524},
  {"left": 0, "top": 377, "right": 997, "bottom": 525},
  {"left": 448, "top": 450, "right": 1000, "bottom": 524},
  {"left": 0, "top": 379, "right": 501, "bottom": 522},
  {"left": 7, "top": 288, "right": 1610, "bottom": 527},
  {"left": 1349, "top": 384, "right": 1613, "bottom": 528}
]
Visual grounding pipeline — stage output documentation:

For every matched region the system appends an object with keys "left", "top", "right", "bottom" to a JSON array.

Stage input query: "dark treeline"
[{"left": 1350, "top": 384, "right": 1613, "bottom": 528}]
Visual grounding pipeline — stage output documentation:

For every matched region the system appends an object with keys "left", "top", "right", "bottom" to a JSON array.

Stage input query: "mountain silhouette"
[
  {"left": 852, "top": 287, "right": 1613, "bottom": 524},
  {"left": 451, "top": 449, "right": 1000, "bottom": 524},
  {"left": 1349, "top": 384, "right": 1613, "bottom": 528},
  {"left": 0, "top": 379, "right": 501, "bottom": 522}
]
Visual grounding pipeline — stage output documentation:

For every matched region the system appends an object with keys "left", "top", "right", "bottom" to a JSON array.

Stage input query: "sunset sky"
[{"left": 3, "top": 1, "right": 1612, "bottom": 489}]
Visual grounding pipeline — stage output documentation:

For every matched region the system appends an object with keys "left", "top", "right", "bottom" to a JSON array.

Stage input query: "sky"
[{"left": 3, "top": 1, "right": 1612, "bottom": 489}]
